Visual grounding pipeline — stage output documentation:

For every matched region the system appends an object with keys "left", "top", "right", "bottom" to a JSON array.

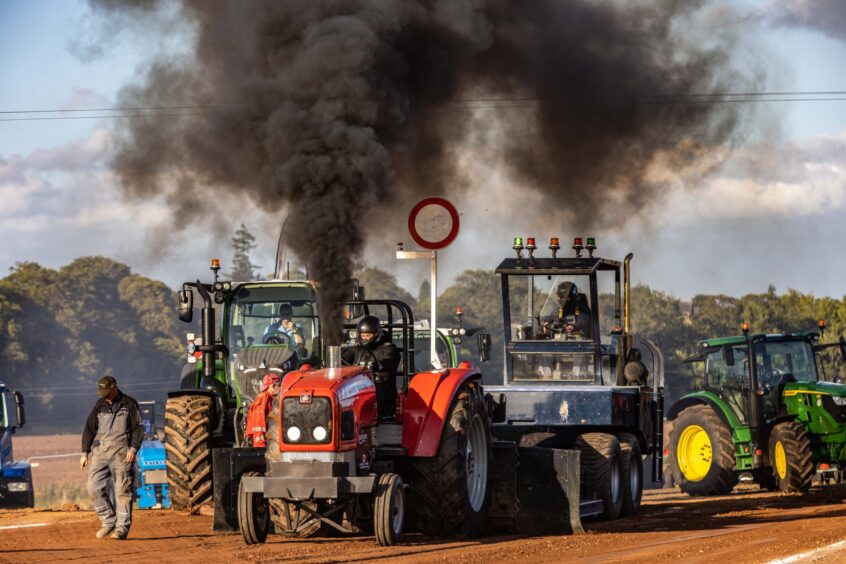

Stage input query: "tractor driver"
[
  {"left": 263, "top": 303, "right": 305, "bottom": 348},
  {"left": 342, "top": 315, "right": 400, "bottom": 420},
  {"left": 536, "top": 281, "right": 592, "bottom": 340}
]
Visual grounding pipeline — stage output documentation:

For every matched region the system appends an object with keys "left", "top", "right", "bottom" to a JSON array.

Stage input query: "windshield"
[
  {"left": 755, "top": 340, "right": 817, "bottom": 383},
  {"left": 226, "top": 285, "right": 320, "bottom": 362},
  {"left": 509, "top": 275, "right": 594, "bottom": 342},
  {"left": 402, "top": 331, "right": 452, "bottom": 370}
]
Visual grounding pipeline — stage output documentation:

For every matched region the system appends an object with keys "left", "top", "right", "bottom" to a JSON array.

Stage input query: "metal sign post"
[{"left": 398, "top": 198, "right": 460, "bottom": 370}]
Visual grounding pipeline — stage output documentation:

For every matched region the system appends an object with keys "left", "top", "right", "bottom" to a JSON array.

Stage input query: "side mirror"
[
  {"left": 839, "top": 336, "right": 846, "bottom": 360},
  {"left": 13, "top": 391, "right": 25, "bottom": 429},
  {"left": 178, "top": 289, "right": 194, "bottom": 323},
  {"left": 477, "top": 333, "right": 491, "bottom": 363},
  {"left": 722, "top": 344, "right": 735, "bottom": 367}
]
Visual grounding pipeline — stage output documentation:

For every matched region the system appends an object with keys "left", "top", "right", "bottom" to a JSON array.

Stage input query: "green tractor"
[
  {"left": 668, "top": 322, "right": 846, "bottom": 495},
  {"left": 167, "top": 259, "right": 331, "bottom": 514}
]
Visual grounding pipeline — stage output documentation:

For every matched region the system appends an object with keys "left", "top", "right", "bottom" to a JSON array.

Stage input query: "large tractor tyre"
[
  {"left": 769, "top": 421, "right": 814, "bottom": 493},
  {"left": 374, "top": 473, "right": 406, "bottom": 547},
  {"left": 409, "top": 382, "right": 492, "bottom": 538},
  {"left": 238, "top": 471, "right": 269, "bottom": 545},
  {"left": 618, "top": 432, "right": 644, "bottom": 517},
  {"left": 670, "top": 405, "right": 737, "bottom": 496},
  {"left": 164, "top": 394, "right": 214, "bottom": 510},
  {"left": 575, "top": 433, "right": 625, "bottom": 520},
  {"left": 265, "top": 402, "right": 322, "bottom": 538}
]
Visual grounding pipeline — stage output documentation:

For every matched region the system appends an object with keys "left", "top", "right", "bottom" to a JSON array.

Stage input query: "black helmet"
[
  {"left": 556, "top": 282, "right": 578, "bottom": 302},
  {"left": 356, "top": 315, "right": 382, "bottom": 345},
  {"left": 278, "top": 303, "right": 294, "bottom": 320}
]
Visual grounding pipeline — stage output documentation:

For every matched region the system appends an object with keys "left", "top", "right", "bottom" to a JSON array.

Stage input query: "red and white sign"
[{"left": 408, "top": 197, "right": 460, "bottom": 250}]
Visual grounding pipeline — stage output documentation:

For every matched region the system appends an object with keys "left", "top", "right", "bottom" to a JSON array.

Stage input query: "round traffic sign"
[{"left": 408, "top": 197, "right": 460, "bottom": 250}]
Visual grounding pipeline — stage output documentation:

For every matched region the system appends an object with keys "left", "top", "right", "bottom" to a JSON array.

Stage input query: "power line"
[
  {"left": 1, "top": 89, "right": 846, "bottom": 122},
  {"left": 0, "top": 105, "right": 210, "bottom": 115}
]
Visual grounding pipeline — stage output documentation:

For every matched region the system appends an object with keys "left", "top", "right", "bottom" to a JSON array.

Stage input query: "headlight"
[
  {"left": 286, "top": 426, "right": 302, "bottom": 442},
  {"left": 7, "top": 482, "right": 30, "bottom": 492},
  {"left": 832, "top": 396, "right": 846, "bottom": 406},
  {"left": 312, "top": 426, "right": 327, "bottom": 441}
]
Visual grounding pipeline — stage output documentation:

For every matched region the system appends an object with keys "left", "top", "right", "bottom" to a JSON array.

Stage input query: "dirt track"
[{"left": 2, "top": 484, "right": 846, "bottom": 563}]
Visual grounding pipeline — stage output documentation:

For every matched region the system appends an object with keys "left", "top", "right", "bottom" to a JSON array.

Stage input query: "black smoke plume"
[{"left": 91, "top": 0, "right": 758, "bottom": 343}]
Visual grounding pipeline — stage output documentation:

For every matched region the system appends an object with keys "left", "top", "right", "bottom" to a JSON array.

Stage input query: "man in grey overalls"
[{"left": 80, "top": 375, "right": 143, "bottom": 540}]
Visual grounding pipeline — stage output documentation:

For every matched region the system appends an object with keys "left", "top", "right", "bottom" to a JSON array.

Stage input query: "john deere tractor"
[
  {"left": 167, "top": 260, "right": 327, "bottom": 518},
  {"left": 669, "top": 322, "right": 846, "bottom": 495}
]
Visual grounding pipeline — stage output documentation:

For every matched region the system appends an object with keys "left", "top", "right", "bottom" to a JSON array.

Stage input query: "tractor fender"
[
  {"left": 666, "top": 391, "right": 741, "bottom": 432},
  {"left": 402, "top": 367, "right": 483, "bottom": 457}
]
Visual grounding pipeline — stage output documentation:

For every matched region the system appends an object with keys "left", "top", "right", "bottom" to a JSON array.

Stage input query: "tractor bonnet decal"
[{"left": 338, "top": 375, "right": 375, "bottom": 401}]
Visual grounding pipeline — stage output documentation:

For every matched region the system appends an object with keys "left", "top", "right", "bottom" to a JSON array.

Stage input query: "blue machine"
[
  {"left": 0, "top": 381, "right": 33, "bottom": 508},
  {"left": 135, "top": 401, "right": 170, "bottom": 509}
]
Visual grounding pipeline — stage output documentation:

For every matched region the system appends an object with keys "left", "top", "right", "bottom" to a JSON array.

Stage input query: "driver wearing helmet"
[
  {"left": 263, "top": 303, "right": 305, "bottom": 347},
  {"left": 536, "top": 281, "right": 592, "bottom": 339},
  {"left": 342, "top": 315, "right": 400, "bottom": 420}
]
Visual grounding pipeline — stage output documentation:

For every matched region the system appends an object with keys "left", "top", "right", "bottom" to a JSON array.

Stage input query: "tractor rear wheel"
[
  {"left": 769, "top": 421, "right": 814, "bottom": 493},
  {"left": 164, "top": 394, "right": 213, "bottom": 510},
  {"left": 618, "top": 433, "right": 643, "bottom": 517},
  {"left": 265, "top": 400, "right": 322, "bottom": 538},
  {"left": 575, "top": 433, "right": 625, "bottom": 520},
  {"left": 670, "top": 405, "right": 737, "bottom": 496},
  {"left": 238, "top": 471, "right": 269, "bottom": 544},
  {"left": 409, "top": 382, "right": 492, "bottom": 537}
]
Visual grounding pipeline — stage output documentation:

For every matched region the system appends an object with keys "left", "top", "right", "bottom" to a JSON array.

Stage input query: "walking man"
[{"left": 80, "top": 375, "right": 143, "bottom": 540}]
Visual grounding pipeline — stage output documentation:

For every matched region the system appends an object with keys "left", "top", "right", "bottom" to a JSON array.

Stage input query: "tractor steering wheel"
[{"left": 263, "top": 334, "right": 288, "bottom": 346}]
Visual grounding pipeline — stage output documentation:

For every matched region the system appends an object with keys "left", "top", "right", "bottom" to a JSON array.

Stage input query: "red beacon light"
[
  {"left": 455, "top": 305, "right": 464, "bottom": 317},
  {"left": 573, "top": 237, "right": 584, "bottom": 258},
  {"left": 525, "top": 237, "right": 537, "bottom": 259}
]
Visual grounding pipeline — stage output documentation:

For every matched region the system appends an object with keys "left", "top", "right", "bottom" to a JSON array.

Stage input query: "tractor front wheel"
[
  {"left": 670, "top": 405, "right": 737, "bottom": 496},
  {"left": 374, "top": 473, "right": 405, "bottom": 546},
  {"left": 769, "top": 421, "right": 814, "bottom": 493},
  {"left": 409, "top": 382, "right": 492, "bottom": 537},
  {"left": 238, "top": 471, "right": 269, "bottom": 544},
  {"left": 164, "top": 394, "right": 214, "bottom": 510},
  {"left": 618, "top": 433, "right": 643, "bottom": 517}
]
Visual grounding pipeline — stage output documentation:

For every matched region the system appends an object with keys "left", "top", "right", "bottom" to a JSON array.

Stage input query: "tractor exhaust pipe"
[
  {"left": 623, "top": 253, "right": 633, "bottom": 335},
  {"left": 327, "top": 345, "right": 341, "bottom": 377}
]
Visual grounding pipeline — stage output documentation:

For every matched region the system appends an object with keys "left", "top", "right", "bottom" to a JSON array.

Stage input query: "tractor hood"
[
  {"left": 280, "top": 366, "right": 377, "bottom": 413},
  {"left": 783, "top": 380, "right": 846, "bottom": 398}
]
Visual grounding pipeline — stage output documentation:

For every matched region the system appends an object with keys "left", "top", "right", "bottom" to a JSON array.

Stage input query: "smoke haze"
[{"left": 90, "top": 0, "right": 760, "bottom": 342}]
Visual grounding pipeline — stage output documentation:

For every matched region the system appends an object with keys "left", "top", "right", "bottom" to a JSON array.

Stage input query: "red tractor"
[{"left": 238, "top": 300, "right": 492, "bottom": 545}]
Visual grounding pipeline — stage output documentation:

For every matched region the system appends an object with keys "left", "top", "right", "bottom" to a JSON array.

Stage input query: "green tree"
[
  {"left": 229, "top": 223, "right": 260, "bottom": 280},
  {"left": 353, "top": 267, "right": 416, "bottom": 308}
]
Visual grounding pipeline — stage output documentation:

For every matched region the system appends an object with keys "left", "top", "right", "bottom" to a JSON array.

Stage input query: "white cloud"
[{"left": 763, "top": 0, "right": 846, "bottom": 41}]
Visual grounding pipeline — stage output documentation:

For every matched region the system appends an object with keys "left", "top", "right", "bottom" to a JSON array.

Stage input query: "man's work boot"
[
  {"left": 110, "top": 529, "right": 127, "bottom": 540},
  {"left": 95, "top": 526, "right": 114, "bottom": 539}
]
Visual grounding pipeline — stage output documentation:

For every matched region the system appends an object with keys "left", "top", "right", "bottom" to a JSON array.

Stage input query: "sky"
[{"left": 2, "top": 0, "right": 846, "bottom": 300}]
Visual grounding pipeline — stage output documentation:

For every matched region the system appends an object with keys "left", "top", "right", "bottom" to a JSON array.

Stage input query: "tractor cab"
[
  {"left": 0, "top": 382, "right": 33, "bottom": 508},
  {"left": 486, "top": 238, "right": 662, "bottom": 436}
]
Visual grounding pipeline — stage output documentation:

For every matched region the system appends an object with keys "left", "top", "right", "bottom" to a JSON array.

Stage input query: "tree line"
[{"left": 2, "top": 254, "right": 843, "bottom": 431}]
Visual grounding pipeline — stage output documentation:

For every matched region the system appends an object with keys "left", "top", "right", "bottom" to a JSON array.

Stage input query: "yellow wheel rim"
[
  {"left": 677, "top": 425, "right": 712, "bottom": 482},
  {"left": 775, "top": 440, "right": 787, "bottom": 479}
]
